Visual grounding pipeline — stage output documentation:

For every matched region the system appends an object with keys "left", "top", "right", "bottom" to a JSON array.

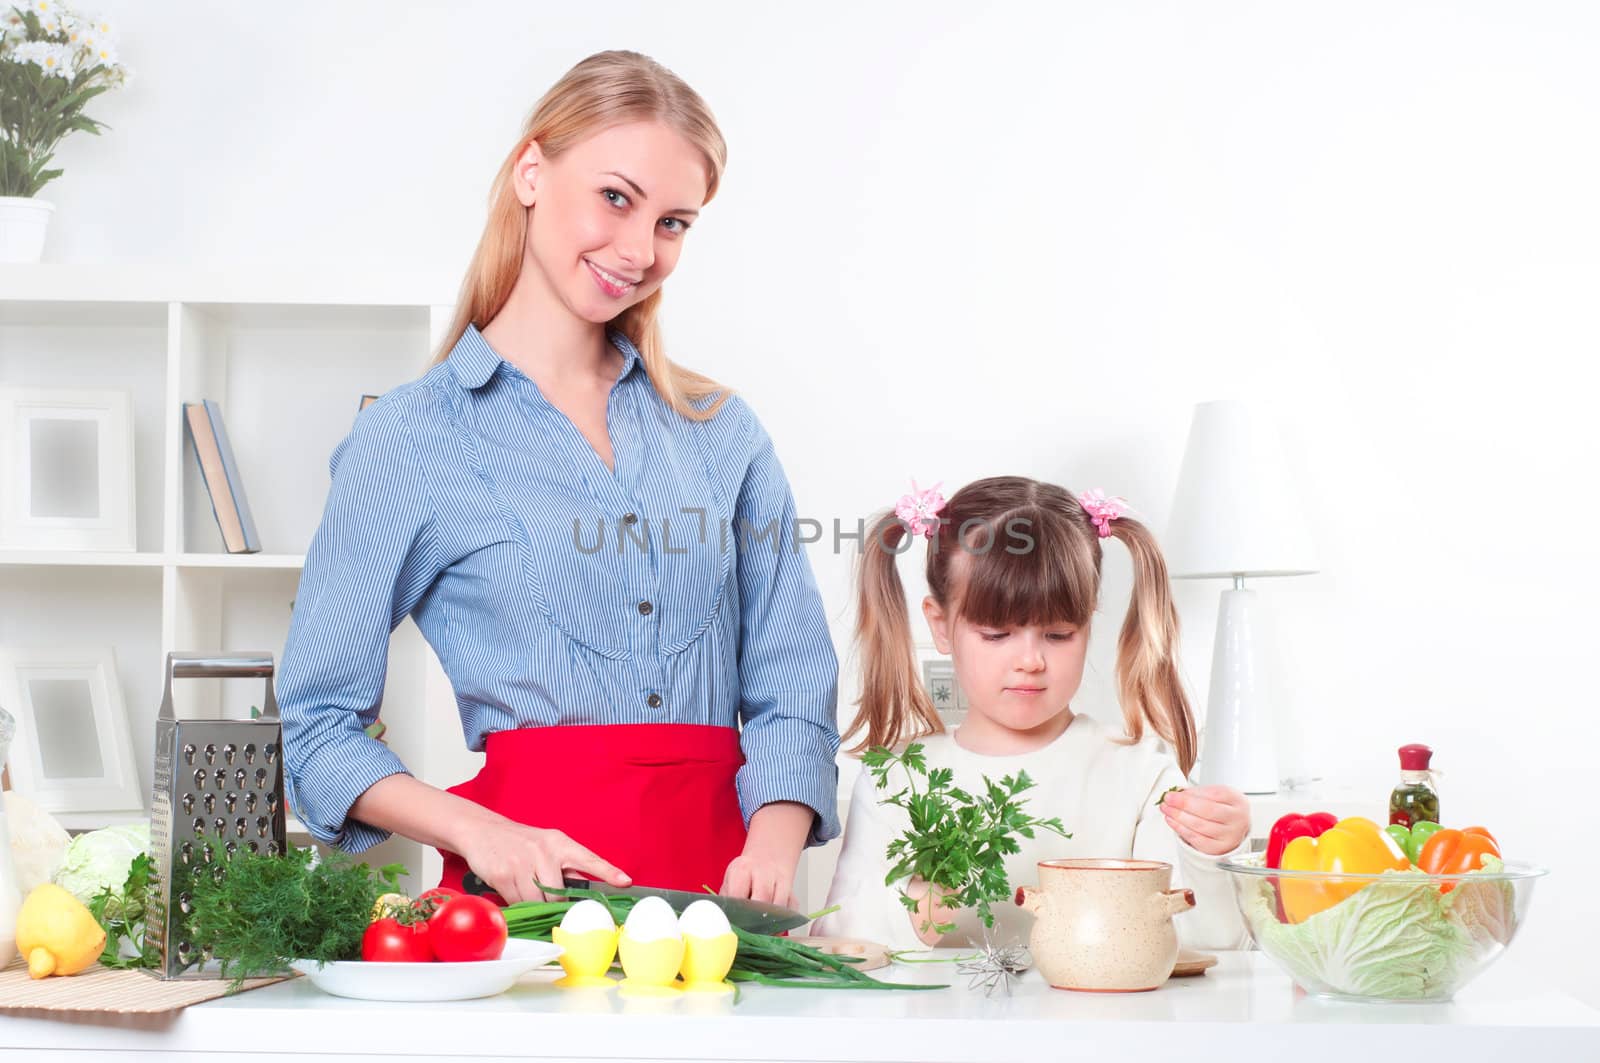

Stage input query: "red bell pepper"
[{"left": 1266, "top": 811, "right": 1339, "bottom": 870}]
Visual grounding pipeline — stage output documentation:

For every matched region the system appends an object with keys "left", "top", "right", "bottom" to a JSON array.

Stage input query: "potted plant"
[{"left": 0, "top": 2, "right": 128, "bottom": 263}]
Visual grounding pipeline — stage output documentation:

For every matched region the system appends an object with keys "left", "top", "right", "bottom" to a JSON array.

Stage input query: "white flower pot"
[{"left": 0, "top": 196, "right": 55, "bottom": 263}]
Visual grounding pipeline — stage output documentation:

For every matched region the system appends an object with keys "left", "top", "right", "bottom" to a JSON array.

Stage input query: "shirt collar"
[{"left": 448, "top": 323, "right": 644, "bottom": 391}]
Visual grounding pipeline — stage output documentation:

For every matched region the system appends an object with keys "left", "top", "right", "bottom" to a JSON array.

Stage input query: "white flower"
[
  {"left": 13, "top": 39, "right": 73, "bottom": 77},
  {"left": 45, "top": 41, "right": 74, "bottom": 76},
  {"left": 81, "top": 35, "right": 113, "bottom": 70},
  {"left": 3, "top": 9, "right": 27, "bottom": 36}
]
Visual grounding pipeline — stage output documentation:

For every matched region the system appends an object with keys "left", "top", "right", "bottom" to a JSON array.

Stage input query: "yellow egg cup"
[
  {"left": 679, "top": 931, "right": 738, "bottom": 994},
  {"left": 617, "top": 934, "right": 686, "bottom": 998},
  {"left": 552, "top": 926, "right": 620, "bottom": 989}
]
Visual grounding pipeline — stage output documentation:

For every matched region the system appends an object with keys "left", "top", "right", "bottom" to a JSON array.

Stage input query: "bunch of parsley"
[
  {"left": 864, "top": 743, "right": 1069, "bottom": 936},
  {"left": 89, "top": 852, "right": 161, "bottom": 970}
]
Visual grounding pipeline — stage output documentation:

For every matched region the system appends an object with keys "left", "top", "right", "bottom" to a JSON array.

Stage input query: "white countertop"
[{"left": 2, "top": 950, "right": 1597, "bottom": 1062}]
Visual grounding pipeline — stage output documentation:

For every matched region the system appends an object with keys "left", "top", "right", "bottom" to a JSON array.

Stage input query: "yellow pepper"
[{"left": 1278, "top": 816, "right": 1410, "bottom": 924}]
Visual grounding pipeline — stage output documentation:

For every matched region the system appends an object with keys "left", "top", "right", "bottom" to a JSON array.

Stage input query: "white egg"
[
  {"left": 558, "top": 898, "right": 616, "bottom": 934},
  {"left": 621, "top": 896, "right": 682, "bottom": 943},
  {"left": 677, "top": 898, "right": 732, "bottom": 938}
]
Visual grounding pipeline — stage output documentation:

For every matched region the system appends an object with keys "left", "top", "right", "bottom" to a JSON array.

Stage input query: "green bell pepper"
[{"left": 1385, "top": 820, "right": 1443, "bottom": 863}]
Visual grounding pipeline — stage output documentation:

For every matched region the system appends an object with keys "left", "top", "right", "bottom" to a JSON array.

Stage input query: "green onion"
[{"left": 502, "top": 884, "right": 944, "bottom": 991}]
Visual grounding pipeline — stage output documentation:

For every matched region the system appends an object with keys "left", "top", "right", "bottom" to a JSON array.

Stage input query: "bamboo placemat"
[{"left": 0, "top": 956, "right": 288, "bottom": 1014}]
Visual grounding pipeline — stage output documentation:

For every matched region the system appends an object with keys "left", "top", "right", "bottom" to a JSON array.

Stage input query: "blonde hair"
[
  {"left": 844, "top": 476, "right": 1199, "bottom": 774},
  {"left": 430, "top": 50, "right": 731, "bottom": 421}
]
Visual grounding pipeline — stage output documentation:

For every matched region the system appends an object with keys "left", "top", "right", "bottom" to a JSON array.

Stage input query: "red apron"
[{"left": 436, "top": 723, "right": 747, "bottom": 895}]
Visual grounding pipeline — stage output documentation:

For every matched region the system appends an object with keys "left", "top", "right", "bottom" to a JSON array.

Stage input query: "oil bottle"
[{"left": 1388, "top": 743, "right": 1440, "bottom": 828}]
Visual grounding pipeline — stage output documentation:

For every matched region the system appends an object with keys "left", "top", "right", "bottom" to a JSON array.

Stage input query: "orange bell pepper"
[
  {"left": 1417, "top": 827, "right": 1500, "bottom": 893},
  {"left": 1278, "top": 816, "right": 1410, "bottom": 923}
]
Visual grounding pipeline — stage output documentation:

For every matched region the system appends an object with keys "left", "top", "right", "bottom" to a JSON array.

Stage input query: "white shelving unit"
[{"left": 0, "top": 263, "right": 468, "bottom": 895}]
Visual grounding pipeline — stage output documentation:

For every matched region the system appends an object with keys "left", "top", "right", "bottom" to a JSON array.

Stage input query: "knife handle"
[{"left": 460, "top": 871, "right": 588, "bottom": 897}]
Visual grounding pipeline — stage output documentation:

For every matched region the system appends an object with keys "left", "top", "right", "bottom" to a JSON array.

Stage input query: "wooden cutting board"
[
  {"left": 0, "top": 955, "right": 287, "bottom": 1014},
  {"left": 1171, "top": 948, "right": 1218, "bottom": 977},
  {"left": 788, "top": 935, "right": 890, "bottom": 972}
]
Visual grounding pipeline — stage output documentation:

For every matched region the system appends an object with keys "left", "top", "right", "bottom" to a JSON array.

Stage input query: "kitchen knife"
[{"left": 459, "top": 872, "right": 810, "bottom": 935}]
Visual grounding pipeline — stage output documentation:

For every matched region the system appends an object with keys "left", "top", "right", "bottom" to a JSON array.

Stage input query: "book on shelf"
[{"left": 183, "top": 399, "right": 261, "bottom": 554}]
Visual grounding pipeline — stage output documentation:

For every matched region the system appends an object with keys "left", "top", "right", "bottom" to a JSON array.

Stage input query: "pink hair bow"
[
  {"left": 1078, "top": 488, "right": 1129, "bottom": 538},
  {"left": 895, "top": 479, "right": 947, "bottom": 540}
]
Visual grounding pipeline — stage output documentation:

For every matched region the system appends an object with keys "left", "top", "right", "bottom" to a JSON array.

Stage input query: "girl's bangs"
[{"left": 948, "top": 515, "right": 1096, "bottom": 629}]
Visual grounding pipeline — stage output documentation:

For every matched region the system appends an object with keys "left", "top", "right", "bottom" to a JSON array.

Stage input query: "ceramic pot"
[
  {"left": 1015, "top": 858, "right": 1194, "bottom": 992},
  {"left": 0, "top": 196, "right": 54, "bottom": 263}
]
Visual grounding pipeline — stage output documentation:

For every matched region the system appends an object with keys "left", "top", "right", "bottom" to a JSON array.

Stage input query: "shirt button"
[
  {"left": 637, "top": 600, "right": 653, "bottom": 616},
  {"left": 622, "top": 512, "right": 638, "bottom": 525},
  {"left": 646, "top": 693, "right": 663, "bottom": 708}
]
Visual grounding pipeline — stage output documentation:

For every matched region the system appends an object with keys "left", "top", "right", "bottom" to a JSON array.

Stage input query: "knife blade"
[{"left": 459, "top": 872, "right": 809, "bottom": 935}]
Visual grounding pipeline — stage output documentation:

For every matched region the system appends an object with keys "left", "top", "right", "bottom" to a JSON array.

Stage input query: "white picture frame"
[
  {"left": 0, "top": 646, "right": 144, "bottom": 814},
  {"left": 0, "top": 387, "right": 137, "bottom": 552}
]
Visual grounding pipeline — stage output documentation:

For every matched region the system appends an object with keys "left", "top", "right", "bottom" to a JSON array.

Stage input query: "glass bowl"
[{"left": 1218, "top": 853, "right": 1546, "bottom": 1002}]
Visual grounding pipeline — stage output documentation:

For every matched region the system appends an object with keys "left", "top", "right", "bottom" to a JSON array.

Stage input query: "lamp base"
[{"left": 1195, "top": 586, "right": 1279, "bottom": 794}]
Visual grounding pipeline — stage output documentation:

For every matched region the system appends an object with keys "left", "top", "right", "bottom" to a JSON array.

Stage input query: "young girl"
[{"left": 814, "top": 477, "right": 1251, "bottom": 951}]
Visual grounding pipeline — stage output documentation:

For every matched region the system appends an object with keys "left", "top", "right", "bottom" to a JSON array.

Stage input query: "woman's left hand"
[
  {"left": 720, "top": 849, "right": 798, "bottom": 908},
  {"left": 1159, "top": 784, "right": 1251, "bottom": 855},
  {"left": 720, "top": 801, "right": 811, "bottom": 908}
]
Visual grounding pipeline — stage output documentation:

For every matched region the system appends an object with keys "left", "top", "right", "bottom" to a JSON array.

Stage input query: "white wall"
[{"left": 38, "top": 0, "right": 1600, "bottom": 1002}]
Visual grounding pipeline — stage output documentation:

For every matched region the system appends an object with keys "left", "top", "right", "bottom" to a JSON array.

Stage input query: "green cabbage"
[
  {"left": 51, "top": 822, "right": 150, "bottom": 913},
  {"left": 1246, "top": 867, "right": 1488, "bottom": 999}
]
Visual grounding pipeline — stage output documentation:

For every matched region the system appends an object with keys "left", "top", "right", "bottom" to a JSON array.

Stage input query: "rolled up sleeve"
[
  {"left": 729, "top": 407, "right": 841, "bottom": 847},
  {"left": 278, "top": 398, "right": 442, "bottom": 852}
]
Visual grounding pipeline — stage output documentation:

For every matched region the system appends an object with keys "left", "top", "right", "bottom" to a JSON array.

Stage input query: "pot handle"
[
  {"left": 1158, "top": 888, "right": 1197, "bottom": 917},
  {"left": 1015, "top": 884, "right": 1049, "bottom": 916}
]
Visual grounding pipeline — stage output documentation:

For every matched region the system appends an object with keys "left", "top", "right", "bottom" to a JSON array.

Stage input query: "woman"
[{"left": 277, "top": 51, "right": 839, "bottom": 908}]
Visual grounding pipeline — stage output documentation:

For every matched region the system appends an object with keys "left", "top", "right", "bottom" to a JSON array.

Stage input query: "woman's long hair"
[
  {"left": 845, "top": 476, "right": 1198, "bottom": 774},
  {"left": 429, "top": 50, "right": 730, "bottom": 421}
]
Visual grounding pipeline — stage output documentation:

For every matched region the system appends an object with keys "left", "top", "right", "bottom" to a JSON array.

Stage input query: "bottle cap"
[{"left": 1398, "top": 743, "right": 1433, "bottom": 771}]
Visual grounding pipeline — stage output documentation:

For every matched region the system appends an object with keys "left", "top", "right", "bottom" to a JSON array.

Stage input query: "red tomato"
[
  {"left": 417, "top": 886, "right": 463, "bottom": 915},
  {"left": 428, "top": 894, "right": 507, "bottom": 962},
  {"left": 361, "top": 917, "right": 434, "bottom": 963}
]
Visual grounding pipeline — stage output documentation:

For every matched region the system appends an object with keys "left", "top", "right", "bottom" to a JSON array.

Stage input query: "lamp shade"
[{"left": 1164, "top": 399, "right": 1319, "bottom": 579}]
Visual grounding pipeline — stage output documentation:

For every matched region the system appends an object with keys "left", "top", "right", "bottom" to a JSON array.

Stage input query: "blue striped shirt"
[{"left": 277, "top": 324, "right": 841, "bottom": 854}]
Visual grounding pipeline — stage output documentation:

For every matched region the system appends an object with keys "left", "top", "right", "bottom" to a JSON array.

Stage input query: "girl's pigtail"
[
  {"left": 843, "top": 512, "right": 941, "bottom": 754},
  {"left": 1107, "top": 516, "right": 1199, "bottom": 776}
]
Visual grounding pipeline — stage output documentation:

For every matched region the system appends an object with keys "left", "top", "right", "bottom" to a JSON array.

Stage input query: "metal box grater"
[{"left": 143, "top": 652, "right": 288, "bottom": 979}]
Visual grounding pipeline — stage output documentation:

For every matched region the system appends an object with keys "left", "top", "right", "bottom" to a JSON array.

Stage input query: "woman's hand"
[
  {"left": 720, "top": 801, "right": 811, "bottom": 908},
  {"left": 906, "top": 877, "right": 959, "bottom": 946},
  {"left": 459, "top": 820, "right": 631, "bottom": 904},
  {"left": 721, "top": 850, "right": 798, "bottom": 908},
  {"left": 1159, "top": 784, "right": 1251, "bottom": 855}
]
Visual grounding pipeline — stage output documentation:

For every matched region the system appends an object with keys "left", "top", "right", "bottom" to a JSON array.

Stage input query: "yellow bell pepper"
[{"left": 1278, "top": 816, "right": 1410, "bottom": 924}]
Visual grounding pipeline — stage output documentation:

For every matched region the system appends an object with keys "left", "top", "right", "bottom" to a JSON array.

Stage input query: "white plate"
[{"left": 290, "top": 939, "right": 564, "bottom": 1002}]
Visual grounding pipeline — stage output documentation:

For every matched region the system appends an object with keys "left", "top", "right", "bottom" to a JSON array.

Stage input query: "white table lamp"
[{"left": 1165, "top": 399, "right": 1318, "bottom": 794}]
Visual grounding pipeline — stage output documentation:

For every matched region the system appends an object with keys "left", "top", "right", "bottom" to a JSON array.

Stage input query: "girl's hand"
[
  {"left": 906, "top": 877, "right": 960, "bottom": 946},
  {"left": 1159, "top": 784, "right": 1251, "bottom": 856},
  {"left": 461, "top": 821, "right": 631, "bottom": 904}
]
